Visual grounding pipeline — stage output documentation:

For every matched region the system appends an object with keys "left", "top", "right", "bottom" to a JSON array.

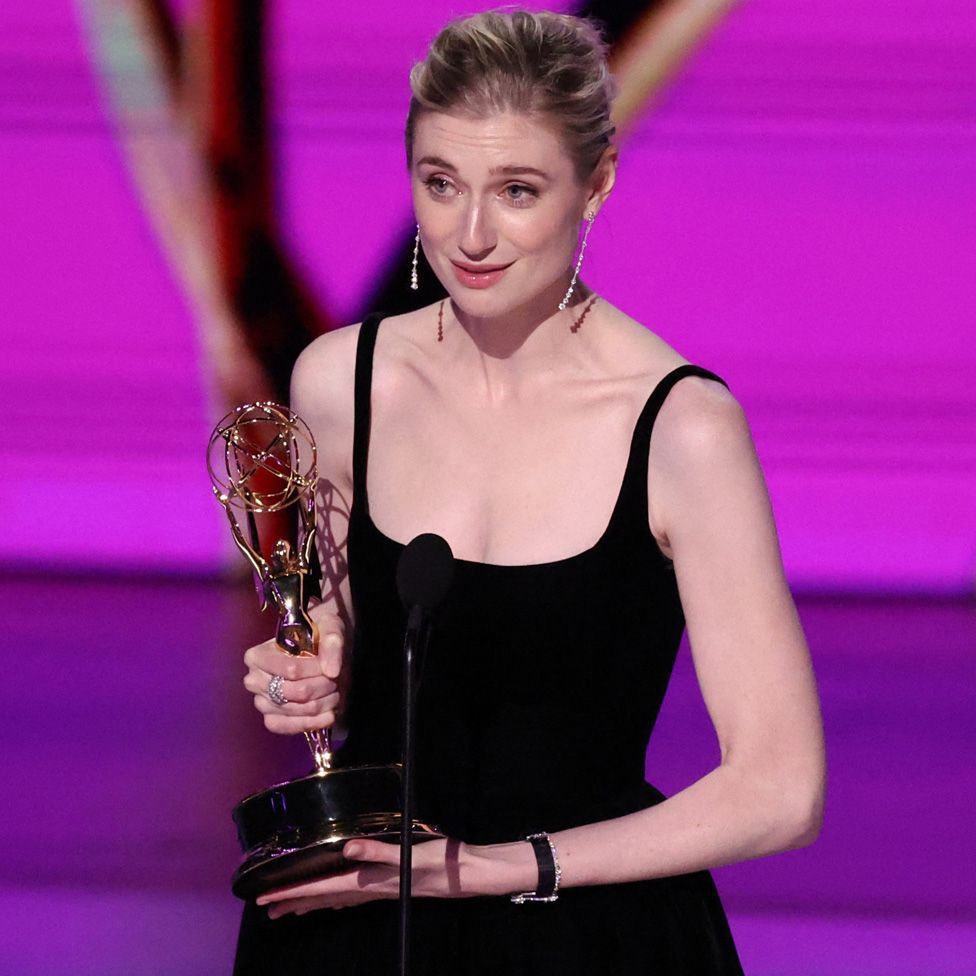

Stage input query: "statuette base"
[{"left": 230, "top": 763, "right": 441, "bottom": 900}]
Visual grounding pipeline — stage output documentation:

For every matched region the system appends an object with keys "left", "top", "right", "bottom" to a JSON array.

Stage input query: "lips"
[{"left": 450, "top": 260, "right": 514, "bottom": 289}]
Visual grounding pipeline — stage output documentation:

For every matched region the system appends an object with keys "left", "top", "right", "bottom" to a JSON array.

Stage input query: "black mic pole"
[
  {"left": 398, "top": 603, "right": 425, "bottom": 976},
  {"left": 395, "top": 534, "right": 455, "bottom": 976}
]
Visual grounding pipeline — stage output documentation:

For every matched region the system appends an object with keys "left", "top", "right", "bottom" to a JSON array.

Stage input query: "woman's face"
[{"left": 410, "top": 110, "right": 597, "bottom": 319}]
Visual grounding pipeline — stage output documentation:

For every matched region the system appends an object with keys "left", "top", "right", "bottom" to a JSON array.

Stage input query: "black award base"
[{"left": 231, "top": 763, "right": 442, "bottom": 900}]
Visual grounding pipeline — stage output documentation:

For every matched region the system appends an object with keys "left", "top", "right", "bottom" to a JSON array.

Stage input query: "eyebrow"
[
  {"left": 415, "top": 155, "right": 457, "bottom": 171},
  {"left": 415, "top": 156, "right": 550, "bottom": 180},
  {"left": 489, "top": 164, "right": 550, "bottom": 179}
]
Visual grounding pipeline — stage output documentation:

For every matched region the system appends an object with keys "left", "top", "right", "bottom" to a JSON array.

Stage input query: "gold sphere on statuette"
[{"left": 207, "top": 402, "right": 318, "bottom": 514}]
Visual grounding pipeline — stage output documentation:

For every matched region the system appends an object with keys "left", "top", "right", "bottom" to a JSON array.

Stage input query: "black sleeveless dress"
[{"left": 235, "top": 313, "right": 745, "bottom": 974}]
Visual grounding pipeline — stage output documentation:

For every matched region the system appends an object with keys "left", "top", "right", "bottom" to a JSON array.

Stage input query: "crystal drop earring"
[
  {"left": 410, "top": 225, "right": 420, "bottom": 291},
  {"left": 558, "top": 211, "right": 595, "bottom": 311}
]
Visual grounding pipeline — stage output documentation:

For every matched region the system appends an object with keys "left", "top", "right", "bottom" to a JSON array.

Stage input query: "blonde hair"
[{"left": 405, "top": 9, "right": 617, "bottom": 182}]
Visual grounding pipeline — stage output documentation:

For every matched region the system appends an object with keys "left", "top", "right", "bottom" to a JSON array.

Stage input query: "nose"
[{"left": 458, "top": 199, "right": 496, "bottom": 261}]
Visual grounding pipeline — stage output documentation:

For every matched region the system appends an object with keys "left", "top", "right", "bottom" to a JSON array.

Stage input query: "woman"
[{"left": 236, "top": 10, "right": 825, "bottom": 974}]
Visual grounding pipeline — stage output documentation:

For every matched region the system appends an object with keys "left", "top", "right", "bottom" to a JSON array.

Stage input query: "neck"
[{"left": 446, "top": 279, "right": 595, "bottom": 382}]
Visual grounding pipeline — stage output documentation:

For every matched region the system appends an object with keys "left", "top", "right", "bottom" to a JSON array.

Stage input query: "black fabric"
[{"left": 235, "top": 312, "right": 744, "bottom": 974}]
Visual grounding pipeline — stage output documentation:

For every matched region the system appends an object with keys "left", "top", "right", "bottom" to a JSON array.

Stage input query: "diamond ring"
[{"left": 268, "top": 674, "right": 289, "bottom": 706}]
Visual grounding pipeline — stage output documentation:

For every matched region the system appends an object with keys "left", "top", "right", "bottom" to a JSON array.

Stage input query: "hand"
[
  {"left": 243, "top": 606, "right": 345, "bottom": 735},
  {"left": 256, "top": 837, "right": 537, "bottom": 917}
]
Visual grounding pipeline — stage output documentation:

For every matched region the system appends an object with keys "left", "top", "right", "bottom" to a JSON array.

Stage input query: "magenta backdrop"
[{"left": 1, "top": 0, "right": 973, "bottom": 591}]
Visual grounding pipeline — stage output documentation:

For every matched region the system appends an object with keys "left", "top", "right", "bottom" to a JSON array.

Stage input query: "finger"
[
  {"left": 268, "top": 896, "right": 318, "bottom": 919},
  {"left": 257, "top": 857, "right": 402, "bottom": 904},
  {"left": 256, "top": 705, "right": 336, "bottom": 735},
  {"left": 310, "top": 606, "right": 345, "bottom": 633},
  {"left": 267, "top": 895, "right": 361, "bottom": 918},
  {"left": 246, "top": 645, "right": 323, "bottom": 682},
  {"left": 243, "top": 638, "right": 279, "bottom": 670},
  {"left": 319, "top": 630, "right": 343, "bottom": 680},
  {"left": 342, "top": 840, "right": 400, "bottom": 866},
  {"left": 258, "top": 867, "right": 363, "bottom": 904},
  {"left": 243, "top": 671, "right": 337, "bottom": 705},
  {"left": 312, "top": 609, "right": 345, "bottom": 679},
  {"left": 253, "top": 691, "right": 339, "bottom": 718}
]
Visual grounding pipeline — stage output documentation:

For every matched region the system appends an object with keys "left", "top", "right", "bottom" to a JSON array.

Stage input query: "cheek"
[
  {"left": 507, "top": 212, "right": 578, "bottom": 266},
  {"left": 413, "top": 196, "right": 453, "bottom": 244}
]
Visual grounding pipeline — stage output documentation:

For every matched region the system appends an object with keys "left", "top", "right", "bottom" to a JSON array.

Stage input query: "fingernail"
[{"left": 345, "top": 843, "right": 363, "bottom": 858}]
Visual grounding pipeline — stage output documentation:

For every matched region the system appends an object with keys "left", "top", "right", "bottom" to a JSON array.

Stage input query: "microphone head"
[{"left": 396, "top": 533, "right": 455, "bottom": 612}]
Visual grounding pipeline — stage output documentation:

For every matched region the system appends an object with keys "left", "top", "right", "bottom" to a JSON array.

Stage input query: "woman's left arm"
[
  {"left": 259, "top": 380, "right": 825, "bottom": 913},
  {"left": 512, "top": 378, "right": 826, "bottom": 890},
  {"left": 473, "top": 379, "right": 825, "bottom": 890}
]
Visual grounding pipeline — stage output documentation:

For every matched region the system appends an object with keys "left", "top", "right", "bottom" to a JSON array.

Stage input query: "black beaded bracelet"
[{"left": 511, "top": 832, "right": 561, "bottom": 904}]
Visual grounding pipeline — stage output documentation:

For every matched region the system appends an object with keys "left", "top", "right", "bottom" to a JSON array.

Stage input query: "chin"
[
  {"left": 444, "top": 289, "right": 518, "bottom": 319},
  {"left": 438, "top": 271, "right": 561, "bottom": 321}
]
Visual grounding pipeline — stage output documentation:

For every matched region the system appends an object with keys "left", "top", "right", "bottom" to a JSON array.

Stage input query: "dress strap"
[
  {"left": 352, "top": 312, "right": 385, "bottom": 513},
  {"left": 610, "top": 364, "right": 730, "bottom": 539}
]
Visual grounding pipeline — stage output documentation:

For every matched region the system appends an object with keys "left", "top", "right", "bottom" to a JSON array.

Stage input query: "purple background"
[{"left": 1, "top": 0, "right": 973, "bottom": 589}]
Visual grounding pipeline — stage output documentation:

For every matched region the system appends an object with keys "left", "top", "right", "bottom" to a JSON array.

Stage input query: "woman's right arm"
[{"left": 242, "top": 325, "right": 361, "bottom": 736}]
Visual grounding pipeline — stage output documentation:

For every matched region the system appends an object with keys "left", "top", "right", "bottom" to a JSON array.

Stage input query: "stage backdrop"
[{"left": 1, "top": 0, "right": 973, "bottom": 592}]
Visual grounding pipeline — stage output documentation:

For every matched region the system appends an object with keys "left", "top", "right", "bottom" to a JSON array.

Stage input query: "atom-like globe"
[{"left": 207, "top": 402, "right": 318, "bottom": 513}]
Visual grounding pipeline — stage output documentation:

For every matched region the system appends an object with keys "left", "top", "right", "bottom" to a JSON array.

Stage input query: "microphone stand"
[
  {"left": 398, "top": 604, "right": 429, "bottom": 976},
  {"left": 394, "top": 532, "right": 454, "bottom": 976}
]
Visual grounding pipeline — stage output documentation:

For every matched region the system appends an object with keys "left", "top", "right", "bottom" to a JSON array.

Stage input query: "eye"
[
  {"left": 503, "top": 183, "right": 538, "bottom": 207},
  {"left": 423, "top": 176, "right": 456, "bottom": 197}
]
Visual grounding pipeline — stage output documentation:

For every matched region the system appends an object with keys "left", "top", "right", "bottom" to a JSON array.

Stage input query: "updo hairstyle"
[{"left": 405, "top": 9, "right": 617, "bottom": 182}]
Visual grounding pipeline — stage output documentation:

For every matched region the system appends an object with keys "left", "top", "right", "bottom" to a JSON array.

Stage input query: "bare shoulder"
[
  {"left": 600, "top": 306, "right": 756, "bottom": 547},
  {"left": 289, "top": 322, "right": 363, "bottom": 428},
  {"left": 592, "top": 303, "right": 682, "bottom": 380},
  {"left": 288, "top": 323, "right": 366, "bottom": 492},
  {"left": 359, "top": 305, "right": 440, "bottom": 399},
  {"left": 601, "top": 305, "right": 745, "bottom": 458},
  {"left": 291, "top": 307, "right": 435, "bottom": 418},
  {"left": 653, "top": 370, "right": 750, "bottom": 478},
  {"left": 644, "top": 344, "right": 763, "bottom": 551}
]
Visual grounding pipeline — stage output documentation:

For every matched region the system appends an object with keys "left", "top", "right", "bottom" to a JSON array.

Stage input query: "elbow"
[
  {"left": 780, "top": 767, "right": 826, "bottom": 850},
  {"left": 737, "top": 755, "right": 825, "bottom": 853},
  {"left": 728, "top": 739, "right": 827, "bottom": 854},
  {"left": 785, "top": 788, "right": 824, "bottom": 849}
]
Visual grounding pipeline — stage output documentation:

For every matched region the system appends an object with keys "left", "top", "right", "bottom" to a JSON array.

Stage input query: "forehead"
[{"left": 412, "top": 110, "right": 574, "bottom": 176}]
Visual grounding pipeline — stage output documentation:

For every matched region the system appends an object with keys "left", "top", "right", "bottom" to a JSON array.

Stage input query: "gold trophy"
[{"left": 208, "top": 402, "right": 440, "bottom": 899}]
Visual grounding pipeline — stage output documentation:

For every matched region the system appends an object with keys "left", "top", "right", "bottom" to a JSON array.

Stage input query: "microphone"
[
  {"left": 396, "top": 532, "right": 455, "bottom": 617},
  {"left": 395, "top": 534, "right": 454, "bottom": 976}
]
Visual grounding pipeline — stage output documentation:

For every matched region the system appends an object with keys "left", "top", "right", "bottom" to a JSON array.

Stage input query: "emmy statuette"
[{"left": 208, "top": 402, "right": 440, "bottom": 900}]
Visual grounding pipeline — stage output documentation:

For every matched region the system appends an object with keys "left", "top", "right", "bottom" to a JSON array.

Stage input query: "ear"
[{"left": 584, "top": 145, "right": 618, "bottom": 218}]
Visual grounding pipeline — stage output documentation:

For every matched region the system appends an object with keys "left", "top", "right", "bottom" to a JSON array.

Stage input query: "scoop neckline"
[
  {"left": 357, "top": 497, "right": 623, "bottom": 572},
  {"left": 351, "top": 314, "right": 681, "bottom": 572}
]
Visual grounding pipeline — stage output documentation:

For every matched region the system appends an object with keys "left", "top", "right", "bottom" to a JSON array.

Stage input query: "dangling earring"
[
  {"left": 558, "top": 211, "right": 595, "bottom": 311},
  {"left": 410, "top": 225, "right": 420, "bottom": 291}
]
